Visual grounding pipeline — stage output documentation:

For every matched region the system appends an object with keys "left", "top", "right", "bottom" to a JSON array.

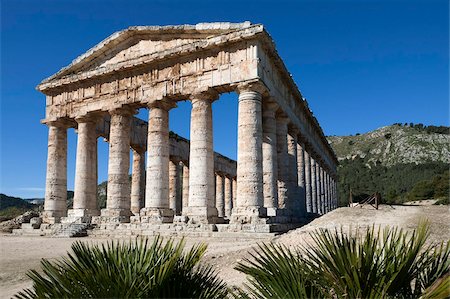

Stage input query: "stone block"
[
  {"left": 30, "top": 217, "right": 42, "bottom": 229},
  {"left": 140, "top": 208, "right": 174, "bottom": 223}
]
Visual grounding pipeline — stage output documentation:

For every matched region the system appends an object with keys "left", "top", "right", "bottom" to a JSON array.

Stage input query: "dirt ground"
[{"left": 1, "top": 204, "right": 449, "bottom": 298}]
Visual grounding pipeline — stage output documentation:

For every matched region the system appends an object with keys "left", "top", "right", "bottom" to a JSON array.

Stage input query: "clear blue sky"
[{"left": 1, "top": 0, "right": 448, "bottom": 198}]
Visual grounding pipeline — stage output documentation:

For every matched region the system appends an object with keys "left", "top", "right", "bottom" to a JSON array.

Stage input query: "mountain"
[
  {"left": 328, "top": 124, "right": 450, "bottom": 167},
  {"left": 0, "top": 194, "right": 38, "bottom": 222},
  {"left": 328, "top": 124, "right": 449, "bottom": 205}
]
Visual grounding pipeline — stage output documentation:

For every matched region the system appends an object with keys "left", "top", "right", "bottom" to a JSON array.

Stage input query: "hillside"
[
  {"left": 328, "top": 124, "right": 450, "bottom": 167},
  {"left": 328, "top": 124, "right": 450, "bottom": 205},
  {"left": 0, "top": 194, "right": 37, "bottom": 222}
]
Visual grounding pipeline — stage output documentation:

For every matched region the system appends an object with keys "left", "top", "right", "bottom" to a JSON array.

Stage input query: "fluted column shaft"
[
  {"left": 327, "top": 173, "right": 332, "bottom": 212},
  {"left": 131, "top": 149, "right": 145, "bottom": 215},
  {"left": 185, "top": 93, "right": 217, "bottom": 223},
  {"left": 142, "top": 103, "right": 173, "bottom": 222},
  {"left": 287, "top": 128, "right": 300, "bottom": 217},
  {"left": 276, "top": 116, "right": 289, "bottom": 209},
  {"left": 316, "top": 162, "right": 322, "bottom": 214},
  {"left": 215, "top": 174, "right": 225, "bottom": 218},
  {"left": 297, "top": 141, "right": 307, "bottom": 216},
  {"left": 329, "top": 177, "right": 333, "bottom": 210},
  {"left": 334, "top": 179, "right": 338, "bottom": 209},
  {"left": 169, "top": 158, "right": 181, "bottom": 215},
  {"left": 224, "top": 176, "right": 233, "bottom": 218},
  {"left": 72, "top": 117, "right": 98, "bottom": 217},
  {"left": 262, "top": 102, "right": 278, "bottom": 216},
  {"left": 43, "top": 121, "right": 68, "bottom": 223},
  {"left": 319, "top": 166, "right": 325, "bottom": 214},
  {"left": 311, "top": 157, "right": 318, "bottom": 213},
  {"left": 232, "top": 177, "right": 237, "bottom": 208},
  {"left": 104, "top": 109, "right": 132, "bottom": 221},
  {"left": 232, "top": 86, "right": 266, "bottom": 224},
  {"left": 304, "top": 150, "right": 312, "bottom": 213},
  {"left": 182, "top": 162, "right": 189, "bottom": 211}
]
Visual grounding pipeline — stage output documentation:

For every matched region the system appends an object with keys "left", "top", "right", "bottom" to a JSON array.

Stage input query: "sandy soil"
[{"left": 1, "top": 204, "right": 449, "bottom": 298}]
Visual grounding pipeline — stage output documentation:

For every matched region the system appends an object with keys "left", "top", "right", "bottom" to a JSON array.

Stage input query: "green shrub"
[
  {"left": 236, "top": 222, "right": 450, "bottom": 299},
  {"left": 15, "top": 237, "right": 227, "bottom": 299}
]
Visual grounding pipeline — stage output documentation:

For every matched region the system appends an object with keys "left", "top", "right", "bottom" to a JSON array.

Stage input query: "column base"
[
  {"left": 230, "top": 206, "right": 268, "bottom": 224},
  {"left": 97, "top": 208, "right": 131, "bottom": 223},
  {"left": 61, "top": 209, "right": 99, "bottom": 223},
  {"left": 138, "top": 207, "right": 174, "bottom": 223},
  {"left": 42, "top": 210, "right": 66, "bottom": 224},
  {"left": 183, "top": 207, "right": 219, "bottom": 224}
]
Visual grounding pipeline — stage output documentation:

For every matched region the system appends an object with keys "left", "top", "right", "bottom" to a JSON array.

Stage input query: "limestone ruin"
[{"left": 26, "top": 22, "right": 339, "bottom": 235}]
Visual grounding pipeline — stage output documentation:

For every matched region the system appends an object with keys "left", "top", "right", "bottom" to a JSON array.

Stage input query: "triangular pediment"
[{"left": 40, "top": 22, "right": 253, "bottom": 86}]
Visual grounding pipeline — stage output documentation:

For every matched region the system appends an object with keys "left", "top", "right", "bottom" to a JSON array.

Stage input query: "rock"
[{"left": 0, "top": 211, "right": 40, "bottom": 233}]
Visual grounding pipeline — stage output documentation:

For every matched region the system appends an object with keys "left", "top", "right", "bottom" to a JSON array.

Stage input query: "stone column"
[
  {"left": 169, "top": 158, "right": 181, "bottom": 215},
  {"left": 320, "top": 166, "right": 325, "bottom": 214},
  {"left": 43, "top": 120, "right": 69, "bottom": 224},
  {"left": 310, "top": 157, "right": 318, "bottom": 214},
  {"left": 297, "top": 140, "right": 307, "bottom": 216},
  {"left": 328, "top": 174, "right": 334, "bottom": 211},
  {"left": 131, "top": 148, "right": 146, "bottom": 215},
  {"left": 304, "top": 150, "right": 312, "bottom": 213},
  {"left": 262, "top": 100, "right": 279, "bottom": 216},
  {"left": 334, "top": 178, "right": 338, "bottom": 209},
  {"left": 185, "top": 91, "right": 218, "bottom": 223},
  {"left": 224, "top": 176, "right": 233, "bottom": 218},
  {"left": 232, "top": 84, "right": 266, "bottom": 224},
  {"left": 142, "top": 102, "right": 174, "bottom": 223},
  {"left": 287, "top": 127, "right": 301, "bottom": 219},
  {"left": 102, "top": 108, "right": 133, "bottom": 222},
  {"left": 327, "top": 172, "right": 332, "bottom": 212},
  {"left": 276, "top": 115, "right": 289, "bottom": 210},
  {"left": 215, "top": 173, "right": 225, "bottom": 218},
  {"left": 71, "top": 116, "right": 99, "bottom": 220},
  {"left": 317, "top": 164, "right": 322, "bottom": 214},
  {"left": 232, "top": 177, "right": 237, "bottom": 209},
  {"left": 182, "top": 161, "right": 189, "bottom": 212},
  {"left": 331, "top": 177, "right": 337, "bottom": 209}
]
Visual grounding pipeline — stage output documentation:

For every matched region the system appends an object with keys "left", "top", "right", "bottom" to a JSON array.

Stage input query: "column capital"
[
  {"left": 109, "top": 106, "right": 135, "bottom": 117},
  {"left": 276, "top": 112, "right": 290, "bottom": 125},
  {"left": 169, "top": 155, "right": 181, "bottom": 163},
  {"left": 189, "top": 89, "right": 219, "bottom": 103},
  {"left": 262, "top": 99, "right": 279, "bottom": 117},
  {"left": 147, "top": 100, "right": 177, "bottom": 111},
  {"left": 236, "top": 81, "right": 268, "bottom": 96},
  {"left": 44, "top": 118, "right": 75, "bottom": 129},
  {"left": 75, "top": 113, "right": 101, "bottom": 124}
]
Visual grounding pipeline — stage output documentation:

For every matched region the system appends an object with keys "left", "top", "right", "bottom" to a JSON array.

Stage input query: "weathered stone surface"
[
  {"left": 232, "top": 85, "right": 266, "bottom": 223},
  {"left": 184, "top": 93, "right": 218, "bottom": 224},
  {"left": 169, "top": 158, "right": 181, "bottom": 215},
  {"left": 102, "top": 108, "right": 133, "bottom": 222},
  {"left": 142, "top": 103, "right": 174, "bottom": 223},
  {"left": 297, "top": 141, "right": 307, "bottom": 215},
  {"left": 182, "top": 162, "right": 189, "bottom": 209},
  {"left": 286, "top": 128, "right": 300, "bottom": 217},
  {"left": 276, "top": 115, "right": 289, "bottom": 209},
  {"left": 262, "top": 101, "right": 279, "bottom": 216},
  {"left": 224, "top": 176, "right": 233, "bottom": 218},
  {"left": 43, "top": 121, "right": 69, "bottom": 223},
  {"left": 304, "top": 150, "right": 312, "bottom": 213},
  {"left": 310, "top": 157, "right": 318, "bottom": 214},
  {"left": 71, "top": 116, "right": 98, "bottom": 218},
  {"left": 131, "top": 149, "right": 145, "bottom": 215},
  {"left": 215, "top": 174, "right": 225, "bottom": 218}
]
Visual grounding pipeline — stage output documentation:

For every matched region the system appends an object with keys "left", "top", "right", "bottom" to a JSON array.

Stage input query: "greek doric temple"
[{"left": 37, "top": 22, "right": 338, "bottom": 233}]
